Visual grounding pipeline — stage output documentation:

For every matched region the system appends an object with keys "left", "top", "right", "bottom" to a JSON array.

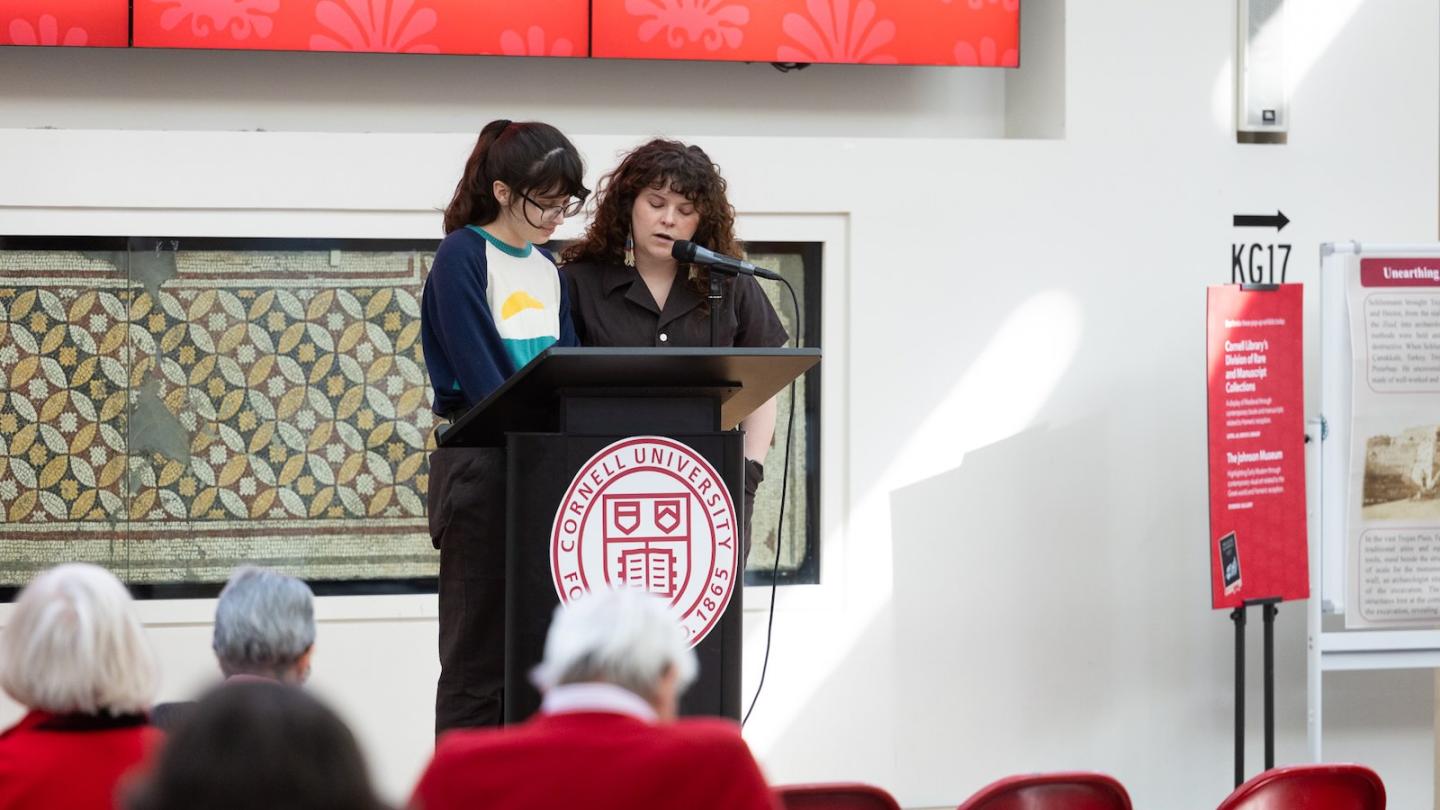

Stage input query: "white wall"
[
  {"left": 0, "top": 1, "right": 1437, "bottom": 807},
  {"left": 0, "top": 46, "right": 1006, "bottom": 138}
]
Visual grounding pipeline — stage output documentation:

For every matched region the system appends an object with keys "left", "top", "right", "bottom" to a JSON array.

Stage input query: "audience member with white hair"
[
  {"left": 409, "top": 586, "right": 778, "bottom": 810},
  {"left": 152, "top": 565, "right": 316, "bottom": 730},
  {"left": 0, "top": 563, "right": 162, "bottom": 809}
]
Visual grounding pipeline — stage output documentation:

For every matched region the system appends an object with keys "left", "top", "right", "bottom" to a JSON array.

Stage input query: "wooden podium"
[{"left": 439, "top": 347, "right": 820, "bottom": 722}]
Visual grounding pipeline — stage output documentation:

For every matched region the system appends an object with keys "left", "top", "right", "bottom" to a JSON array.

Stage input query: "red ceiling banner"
[
  {"left": 0, "top": 0, "right": 128, "bottom": 47},
  {"left": 592, "top": 0, "right": 1020, "bottom": 66},
  {"left": 133, "top": 0, "right": 589, "bottom": 56},
  {"left": 7, "top": 0, "right": 1018, "bottom": 63}
]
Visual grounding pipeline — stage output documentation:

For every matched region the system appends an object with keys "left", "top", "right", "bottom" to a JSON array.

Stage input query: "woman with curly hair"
[{"left": 561, "top": 139, "right": 787, "bottom": 555}]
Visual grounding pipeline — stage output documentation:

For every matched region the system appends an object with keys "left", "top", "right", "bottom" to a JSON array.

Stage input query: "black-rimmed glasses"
[{"left": 519, "top": 192, "right": 585, "bottom": 221}]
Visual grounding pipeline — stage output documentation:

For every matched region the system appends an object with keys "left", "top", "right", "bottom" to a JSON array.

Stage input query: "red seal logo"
[{"left": 551, "top": 436, "right": 739, "bottom": 647}]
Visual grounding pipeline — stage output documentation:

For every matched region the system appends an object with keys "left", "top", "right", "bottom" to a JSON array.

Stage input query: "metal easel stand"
[{"left": 1232, "top": 596, "right": 1282, "bottom": 788}]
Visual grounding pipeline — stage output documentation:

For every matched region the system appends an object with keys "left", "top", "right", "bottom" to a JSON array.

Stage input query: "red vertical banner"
[
  {"left": 1206, "top": 284, "right": 1309, "bottom": 609},
  {"left": 0, "top": 0, "right": 128, "bottom": 47}
]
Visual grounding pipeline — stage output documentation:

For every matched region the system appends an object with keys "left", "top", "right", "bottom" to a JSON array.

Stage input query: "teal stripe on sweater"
[{"left": 503, "top": 335, "right": 556, "bottom": 370}]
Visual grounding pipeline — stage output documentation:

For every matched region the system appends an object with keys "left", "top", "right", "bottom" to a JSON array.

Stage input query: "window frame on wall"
[{"left": 740, "top": 240, "right": 822, "bottom": 587}]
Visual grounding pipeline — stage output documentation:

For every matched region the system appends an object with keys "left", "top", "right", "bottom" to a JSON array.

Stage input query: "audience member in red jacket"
[
  {"left": 0, "top": 564, "right": 163, "bottom": 810},
  {"left": 410, "top": 587, "right": 779, "bottom": 810}
]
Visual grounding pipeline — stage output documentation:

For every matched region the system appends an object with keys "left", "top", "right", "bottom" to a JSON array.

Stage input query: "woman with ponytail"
[
  {"left": 422, "top": 120, "right": 588, "bottom": 735},
  {"left": 424, "top": 119, "right": 589, "bottom": 416}
]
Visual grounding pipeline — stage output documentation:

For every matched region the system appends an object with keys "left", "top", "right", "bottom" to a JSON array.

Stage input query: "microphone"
[{"left": 671, "top": 240, "right": 783, "bottom": 281}]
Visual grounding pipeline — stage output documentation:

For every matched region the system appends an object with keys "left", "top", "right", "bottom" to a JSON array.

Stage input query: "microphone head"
[{"left": 670, "top": 239, "right": 698, "bottom": 262}]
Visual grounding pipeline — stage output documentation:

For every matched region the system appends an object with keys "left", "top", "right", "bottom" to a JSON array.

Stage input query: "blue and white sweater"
[{"left": 421, "top": 225, "right": 577, "bottom": 417}]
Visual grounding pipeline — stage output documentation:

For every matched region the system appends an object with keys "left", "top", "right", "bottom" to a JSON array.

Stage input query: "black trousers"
[
  {"left": 428, "top": 447, "right": 765, "bottom": 737},
  {"left": 428, "top": 446, "right": 507, "bottom": 737}
]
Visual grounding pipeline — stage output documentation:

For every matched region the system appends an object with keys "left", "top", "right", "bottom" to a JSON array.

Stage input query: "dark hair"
[
  {"left": 442, "top": 119, "right": 589, "bottom": 235},
  {"left": 126, "top": 682, "right": 387, "bottom": 810},
  {"left": 561, "top": 139, "right": 741, "bottom": 304}
]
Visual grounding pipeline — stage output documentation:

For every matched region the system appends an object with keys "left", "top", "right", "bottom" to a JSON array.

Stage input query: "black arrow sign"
[{"left": 1233, "top": 210, "right": 1289, "bottom": 231}]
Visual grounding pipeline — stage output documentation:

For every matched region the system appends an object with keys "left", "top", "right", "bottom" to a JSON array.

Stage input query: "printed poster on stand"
[
  {"left": 1206, "top": 284, "right": 1308, "bottom": 609},
  {"left": 1346, "top": 258, "right": 1440, "bottom": 627}
]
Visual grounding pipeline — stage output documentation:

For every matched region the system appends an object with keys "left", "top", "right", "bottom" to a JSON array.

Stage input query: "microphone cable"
[{"left": 742, "top": 273, "right": 802, "bottom": 727}]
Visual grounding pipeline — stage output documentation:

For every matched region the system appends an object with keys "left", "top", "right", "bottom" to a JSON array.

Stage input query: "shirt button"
[{"left": 659, "top": 333, "right": 669, "bottom": 343}]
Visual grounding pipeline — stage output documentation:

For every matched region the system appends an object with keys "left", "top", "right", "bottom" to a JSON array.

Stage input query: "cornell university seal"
[{"left": 550, "top": 436, "right": 739, "bottom": 647}]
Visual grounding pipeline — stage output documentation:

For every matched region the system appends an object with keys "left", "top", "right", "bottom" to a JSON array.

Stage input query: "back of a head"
[
  {"left": 0, "top": 563, "right": 157, "bottom": 716},
  {"left": 531, "top": 587, "right": 698, "bottom": 701},
  {"left": 212, "top": 567, "right": 316, "bottom": 680},
  {"left": 126, "top": 681, "right": 383, "bottom": 810}
]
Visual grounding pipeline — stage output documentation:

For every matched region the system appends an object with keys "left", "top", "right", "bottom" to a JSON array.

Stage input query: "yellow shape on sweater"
[{"left": 500, "top": 291, "right": 545, "bottom": 320}]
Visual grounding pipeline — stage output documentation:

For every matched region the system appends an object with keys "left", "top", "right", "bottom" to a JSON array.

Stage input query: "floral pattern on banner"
[
  {"left": 151, "top": 0, "right": 280, "bottom": 40},
  {"left": 624, "top": 0, "right": 748, "bottom": 51},
  {"left": 1, "top": 1, "right": 128, "bottom": 47},
  {"left": 310, "top": 0, "right": 438, "bottom": 53},
  {"left": 7, "top": 15, "right": 88, "bottom": 46},
  {"left": 953, "top": 35, "right": 1016, "bottom": 68},
  {"left": 593, "top": 0, "right": 1017, "bottom": 66},
  {"left": 777, "top": 0, "right": 895, "bottom": 64},
  {"left": 134, "top": 0, "right": 589, "bottom": 55},
  {"left": 499, "top": 26, "right": 574, "bottom": 57}
]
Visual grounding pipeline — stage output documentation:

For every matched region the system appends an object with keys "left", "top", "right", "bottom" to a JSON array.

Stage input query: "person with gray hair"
[
  {"left": 0, "top": 563, "right": 163, "bottom": 809},
  {"left": 152, "top": 566, "right": 316, "bottom": 732},
  {"left": 410, "top": 587, "right": 778, "bottom": 810},
  {"left": 211, "top": 566, "right": 316, "bottom": 682}
]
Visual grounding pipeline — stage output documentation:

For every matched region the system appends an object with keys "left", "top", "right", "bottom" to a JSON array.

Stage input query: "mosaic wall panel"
[
  {"left": 0, "top": 241, "right": 818, "bottom": 591},
  {"left": 0, "top": 244, "right": 439, "bottom": 587}
]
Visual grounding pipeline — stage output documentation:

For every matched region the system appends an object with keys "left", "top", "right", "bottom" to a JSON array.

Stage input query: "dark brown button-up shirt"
[{"left": 562, "top": 262, "right": 788, "bottom": 349}]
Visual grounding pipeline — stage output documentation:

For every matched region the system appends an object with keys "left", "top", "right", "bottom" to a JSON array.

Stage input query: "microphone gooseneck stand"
[{"left": 708, "top": 266, "right": 723, "bottom": 347}]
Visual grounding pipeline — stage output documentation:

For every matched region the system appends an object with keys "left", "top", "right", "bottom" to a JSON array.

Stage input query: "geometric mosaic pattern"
[
  {"left": 0, "top": 245, "right": 439, "bottom": 587},
  {"left": 0, "top": 241, "right": 816, "bottom": 589}
]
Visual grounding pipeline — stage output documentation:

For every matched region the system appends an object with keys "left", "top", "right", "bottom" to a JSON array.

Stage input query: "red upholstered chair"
[
  {"left": 774, "top": 782, "right": 902, "bottom": 810},
  {"left": 955, "top": 772, "right": 1132, "bottom": 810},
  {"left": 1216, "top": 764, "right": 1385, "bottom": 810}
]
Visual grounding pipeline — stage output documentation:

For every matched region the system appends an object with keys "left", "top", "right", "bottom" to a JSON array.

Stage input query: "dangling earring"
[{"left": 624, "top": 234, "right": 635, "bottom": 268}]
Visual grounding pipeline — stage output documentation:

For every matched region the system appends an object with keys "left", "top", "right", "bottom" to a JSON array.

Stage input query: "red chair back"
[
  {"left": 1216, "top": 764, "right": 1385, "bottom": 810},
  {"left": 956, "top": 772, "right": 1131, "bottom": 810},
  {"left": 774, "top": 782, "right": 902, "bottom": 810}
]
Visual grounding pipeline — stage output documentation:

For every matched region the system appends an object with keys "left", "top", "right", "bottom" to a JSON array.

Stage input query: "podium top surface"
[{"left": 439, "top": 347, "right": 821, "bottom": 448}]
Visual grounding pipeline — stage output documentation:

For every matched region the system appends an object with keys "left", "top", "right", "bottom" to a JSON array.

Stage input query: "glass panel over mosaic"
[
  {"left": 0, "top": 239, "right": 439, "bottom": 591},
  {"left": 744, "top": 248, "right": 818, "bottom": 584},
  {"left": 0, "top": 237, "right": 820, "bottom": 594}
]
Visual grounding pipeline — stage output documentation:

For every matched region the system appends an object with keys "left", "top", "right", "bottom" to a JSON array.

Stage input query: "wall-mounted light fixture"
[{"left": 1237, "top": 0, "right": 1287, "bottom": 139}]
